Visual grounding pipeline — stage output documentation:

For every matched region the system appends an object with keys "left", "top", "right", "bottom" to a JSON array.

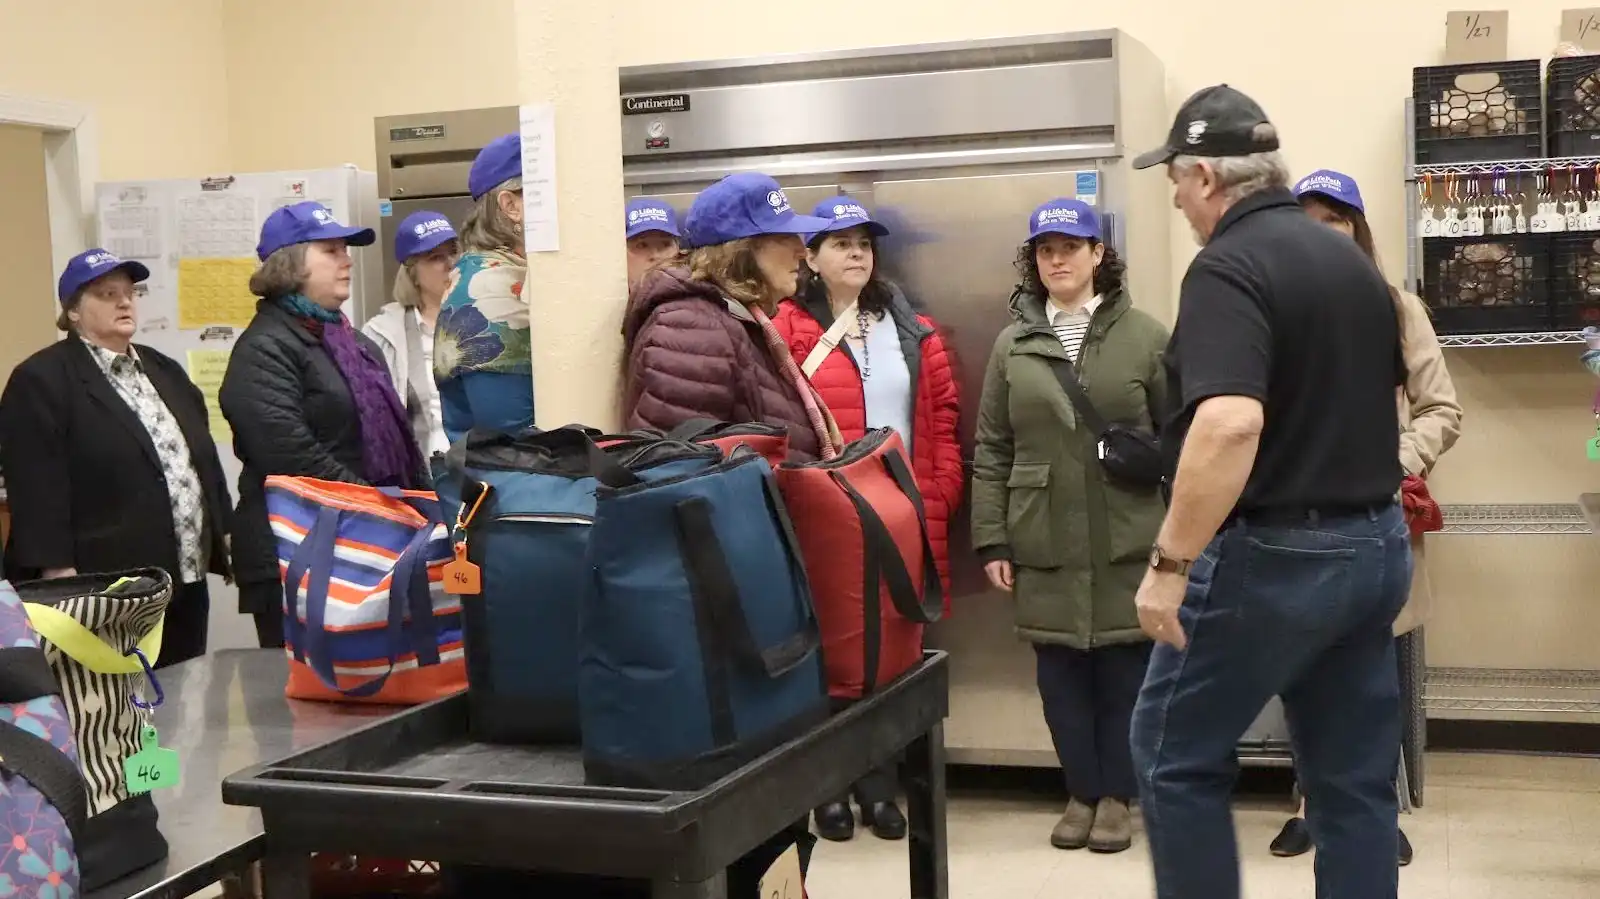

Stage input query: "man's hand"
[
  {"left": 984, "top": 560, "right": 1014, "bottom": 592},
  {"left": 1135, "top": 567, "right": 1189, "bottom": 650},
  {"left": 42, "top": 567, "right": 77, "bottom": 580}
]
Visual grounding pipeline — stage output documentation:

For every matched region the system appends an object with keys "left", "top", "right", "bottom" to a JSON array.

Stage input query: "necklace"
[{"left": 852, "top": 307, "right": 873, "bottom": 380}]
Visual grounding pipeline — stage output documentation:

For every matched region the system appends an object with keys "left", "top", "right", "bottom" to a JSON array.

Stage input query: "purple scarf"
[{"left": 279, "top": 294, "right": 423, "bottom": 488}]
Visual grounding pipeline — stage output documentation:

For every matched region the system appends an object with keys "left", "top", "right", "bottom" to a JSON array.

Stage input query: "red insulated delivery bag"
[{"left": 775, "top": 428, "right": 942, "bottom": 699}]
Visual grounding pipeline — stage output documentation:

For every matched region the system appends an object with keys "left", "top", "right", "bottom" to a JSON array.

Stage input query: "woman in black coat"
[
  {"left": 220, "top": 202, "right": 425, "bottom": 648},
  {"left": 0, "top": 249, "right": 232, "bottom": 668}
]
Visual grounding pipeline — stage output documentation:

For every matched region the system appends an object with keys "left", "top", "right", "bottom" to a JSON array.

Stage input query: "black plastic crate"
[
  {"left": 1550, "top": 232, "right": 1600, "bottom": 329},
  {"left": 1414, "top": 60, "right": 1542, "bottom": 163},
  {"left": 1420, "top": 234, "right": 1552, "bottom": 334},
  {"left": 1547, "top": 56, "right": 1600, "bottom": 157}
]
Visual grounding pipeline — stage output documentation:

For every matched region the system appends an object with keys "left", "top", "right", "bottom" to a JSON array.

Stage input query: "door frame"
[{"left": 0, "top": 93, "right": 97, "bottom": 283}]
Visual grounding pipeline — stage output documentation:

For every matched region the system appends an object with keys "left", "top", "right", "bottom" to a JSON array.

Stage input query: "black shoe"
[
  {"left": 814, "top": 802, "right": 855, "bottom": 842},
  {"left": 859, "top": 801, "right": 907, "bottom": 841},
  {"left": 1269, "top": 817, "right": 1312, "bottom": 857},
  {"left": 1398, "top": 828, "right": 1413, "bottom": 867}
]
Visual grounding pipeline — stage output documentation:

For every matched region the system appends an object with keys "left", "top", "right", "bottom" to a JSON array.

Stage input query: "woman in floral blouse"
[{"left": 434, "top": 133, "right": 532, "bottom": 441}]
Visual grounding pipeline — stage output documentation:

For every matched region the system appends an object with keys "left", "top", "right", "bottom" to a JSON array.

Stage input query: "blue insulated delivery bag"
[
  {"left": 580, "top": 442, "right": 828, "bottom": 790},
  {"left": 434, "top": 427, "right": 713, "bottom": 744}
]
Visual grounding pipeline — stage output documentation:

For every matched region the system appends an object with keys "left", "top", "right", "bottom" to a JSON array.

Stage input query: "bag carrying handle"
[
  {"left": 1046, "top": 358, "right": 1111, "bottom": 437},
  {"left": 282, "top": 501, "right": 440, "bottom": 698},
  {"left": 672, "top": 491, "right": 821, "bottom": 680},
  {"left": 665, "top": 418, "right": 729, "bottom": 441},
  {"left": 830, "top": 448, "right": 945, "bottom": 627},
  {"left": 0, "top": 717, "right": 88, "bottom": 844},
  {"left": 0, "top": 642, "right": 89, "bottom": 844}
]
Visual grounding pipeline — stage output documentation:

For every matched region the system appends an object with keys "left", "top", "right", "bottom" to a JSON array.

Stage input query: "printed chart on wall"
[{"left": 95, "top": 166, "right": 380, "bottom": 499}]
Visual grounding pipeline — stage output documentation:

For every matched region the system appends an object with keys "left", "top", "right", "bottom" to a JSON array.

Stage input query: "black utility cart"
[{"left": 222, "top": 651, "right": 951, "bottom": 899}]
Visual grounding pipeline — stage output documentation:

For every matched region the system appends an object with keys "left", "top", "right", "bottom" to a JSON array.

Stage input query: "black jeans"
[
  {"left": 243, "top": 581, "right": 285, "bottom": 649},
  {"left": 818, "top": 695, "right": 900, "bottom": 808},
  {"left": 1034, "top": 641, "right": 1152, "bottom": 802}
]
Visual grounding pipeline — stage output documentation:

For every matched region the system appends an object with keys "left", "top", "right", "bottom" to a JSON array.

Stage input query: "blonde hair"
[
  {"left": 687, "top": 237, "right": 778, "bottom": 312},
  {"left": 392, "top": 259, "right": 422, "bottom": 308},
  {"left": 56, "top": 292, "right": 83, "bottom": 333},
  {"left": 458, "top": 177, "right": 524, "bottom": 255},
  {"left": 247, "top": 244, "right": 309, "bottom": 298}
]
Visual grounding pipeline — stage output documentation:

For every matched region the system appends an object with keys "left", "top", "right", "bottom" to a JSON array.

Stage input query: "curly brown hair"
[{"left": 1013, "top": 237, "right": 1126, "bottom": 299}]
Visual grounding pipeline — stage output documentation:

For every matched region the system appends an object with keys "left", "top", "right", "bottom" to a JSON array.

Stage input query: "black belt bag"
[{"left": 1047, "top": 358, "right": 1165, "bottom": 489}]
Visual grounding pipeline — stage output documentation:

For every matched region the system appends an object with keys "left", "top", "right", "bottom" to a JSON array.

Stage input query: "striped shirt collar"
[{"left": 1047, "top": 294, "right": 1101, "bottom": 325}]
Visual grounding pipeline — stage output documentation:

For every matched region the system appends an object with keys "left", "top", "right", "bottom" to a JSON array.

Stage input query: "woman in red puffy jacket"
[{"left": 772, "top": 196, "right": 962, "bottom": 843}]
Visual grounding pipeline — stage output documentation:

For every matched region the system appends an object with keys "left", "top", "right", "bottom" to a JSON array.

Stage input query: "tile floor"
[{"left": 804, "top": 752, "right": 1600, "bottom": 899}]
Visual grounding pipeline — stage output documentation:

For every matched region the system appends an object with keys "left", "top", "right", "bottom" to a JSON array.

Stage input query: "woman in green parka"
[{"left": 971, "top": 198, "right": 1169, "bottom": 855}]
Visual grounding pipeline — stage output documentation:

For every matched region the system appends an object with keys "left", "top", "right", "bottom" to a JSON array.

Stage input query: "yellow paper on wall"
[
  {"left": 178, "top": 258, "right": 257, "bottom": 330},
  {"left": 186, "top": 349, "right": 232, "bottom": 445}
]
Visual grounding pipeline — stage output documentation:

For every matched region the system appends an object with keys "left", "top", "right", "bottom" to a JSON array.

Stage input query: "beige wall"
[
  {"left": 0, "top": 125, "right": 59, "bottom": 375},
  {"left": 0, "top": 0, "right": 232, "bottom": 180},
  {"left": 222, "top": 0, "right": 522, "bottom": 172}
]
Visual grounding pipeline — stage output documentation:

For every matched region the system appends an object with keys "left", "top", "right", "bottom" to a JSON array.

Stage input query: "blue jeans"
[{"left": 1131, "top": 505, "right": 1411, "bottom": 899}]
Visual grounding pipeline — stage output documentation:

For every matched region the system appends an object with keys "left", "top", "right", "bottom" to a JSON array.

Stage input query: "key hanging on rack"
[
  {"left": 1464, "top": 175, "right": 1486, "bottom": 236},
  {"left": 1565, "top": 165, "right": 1584, "bottom": 231},
  {"left": 1514, "top": 176, "right": 1529, "bottom": 233},
  {"left": 1490, "top": 168, "right": 1513, "bottom": 235},
  {"left": 1532, "top": 170, "right": 1555, "bottom": 232},
  {"left": 1584, "top": 165, "right": 1600, "bottom": 231},
  {"left": 1442, "top": 175, "right": 1464, "bottom": 237},
  {"left": 1418, "top": 175, "right": 1440, "bottom": 238}
]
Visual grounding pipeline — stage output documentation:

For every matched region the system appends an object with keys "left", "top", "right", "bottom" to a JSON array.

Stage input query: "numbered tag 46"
[{"left": 124, "top": 725, "right": 181, "bottom": 794}]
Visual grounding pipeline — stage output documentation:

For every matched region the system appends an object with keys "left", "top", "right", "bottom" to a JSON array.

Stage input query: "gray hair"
[
  {"left": 1172, "top": 144, "right": 1290, "bottom": 205},
  {"left": 247, "top": 243, "right": 310, "bottom": 299},
  {"left": 458, "top": 176, "right": 524, "bottom": 255},
  {"left": 392, "top": 259, "right": 422, "bottom": 308}
]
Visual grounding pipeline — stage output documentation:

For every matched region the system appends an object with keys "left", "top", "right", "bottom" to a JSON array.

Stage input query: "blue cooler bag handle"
[
  {"left": 670, "top": 480, "right": 821, "bottom": 680},
  {"left": 281, "top": 493, "right": 443, "bottom": 698}
]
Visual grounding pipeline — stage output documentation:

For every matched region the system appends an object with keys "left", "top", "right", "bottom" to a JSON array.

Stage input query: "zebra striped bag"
[
  {"left": 14, "top": 569, "right": 172, "bottom": 892},
  {"left": 266, "top": 476, "right": 466, "bottom": 705}
]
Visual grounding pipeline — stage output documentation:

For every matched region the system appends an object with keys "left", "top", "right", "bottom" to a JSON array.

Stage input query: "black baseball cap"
[{"left": 1132, "top": 84, "right": 1280, "bottom": 170}]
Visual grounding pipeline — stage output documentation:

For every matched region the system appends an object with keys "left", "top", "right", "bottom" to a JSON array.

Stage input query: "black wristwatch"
[{"left": 1149, "top": 545, "right": 1194, "bottom": 576}]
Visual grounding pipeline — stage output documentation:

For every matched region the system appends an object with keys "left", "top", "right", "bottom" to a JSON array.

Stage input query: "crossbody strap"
[
  {"left": 801, "top": 301, "right": 858, "bottom": 378},
  {"left": 1046, "top": 358, "right": 1110, "bottom": 436}
]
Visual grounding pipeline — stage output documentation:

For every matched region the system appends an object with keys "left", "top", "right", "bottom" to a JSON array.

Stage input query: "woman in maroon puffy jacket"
[
  {"left": 622, "top": 172, "right": 837, "bottom": 461},
  {"left": 772, "top": 197, "right": 962, "bottom": 845}
]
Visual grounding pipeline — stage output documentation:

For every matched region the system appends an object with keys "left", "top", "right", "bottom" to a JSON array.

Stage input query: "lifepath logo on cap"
[
  {"left": 312, "top": 207, "right": 335, "bottom": 225},
  {"left": 630, "top": 206, "right": 671, "bottom": 226},
  {"left": 1185, "top": 120, "right": 1208, "bottom": 146},
  {"left": 82, "top": 251, "right": 121, "bottom": 267},
  {"left": 1038, "top": 207, "right": 1082, "bottom": 227},
  {"left": 832, "top": 202, "right": 869, "bottom": 219},
  {"left": 1297, "top": 174, "right": 1345, "bottom": 194},
  {"left": 412, "top": 217, "right": 451, "bottom": 237},
  {"left": 766, "top": 190, "right": 793, "bottom": 215}
]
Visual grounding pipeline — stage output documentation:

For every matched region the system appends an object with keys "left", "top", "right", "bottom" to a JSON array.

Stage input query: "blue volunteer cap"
[
  {"left": 394, "top": 210, "right": 458, "bottom": 262},
  {"left": 806, "top": 196, "right": 890, "bottom": 244},
  {"left": 1293, "top": 168, "right": 1365, "bottom": 214},
  {"left": 1029, "top": 198, "right": 1101, "bottom": 241},
  {"left": 469, "top": 133, "right": 522, "bottom": 201},
  {"left": 625, "top": 197, "right": 682, "bottom": 239},
  {"left": 684, "top": 173, "right": 833, "bottom": 249},
  {"left": 256, "top": 201, "right": 376, "bottom": 261},
  {"left": 58, "top": 249, "right": 150, "bottom": 302}
]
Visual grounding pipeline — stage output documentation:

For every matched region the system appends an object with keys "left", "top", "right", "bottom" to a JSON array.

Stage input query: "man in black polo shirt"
[{"left": 1127, "top": 85, "right": 1411, "bottom": 899}]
